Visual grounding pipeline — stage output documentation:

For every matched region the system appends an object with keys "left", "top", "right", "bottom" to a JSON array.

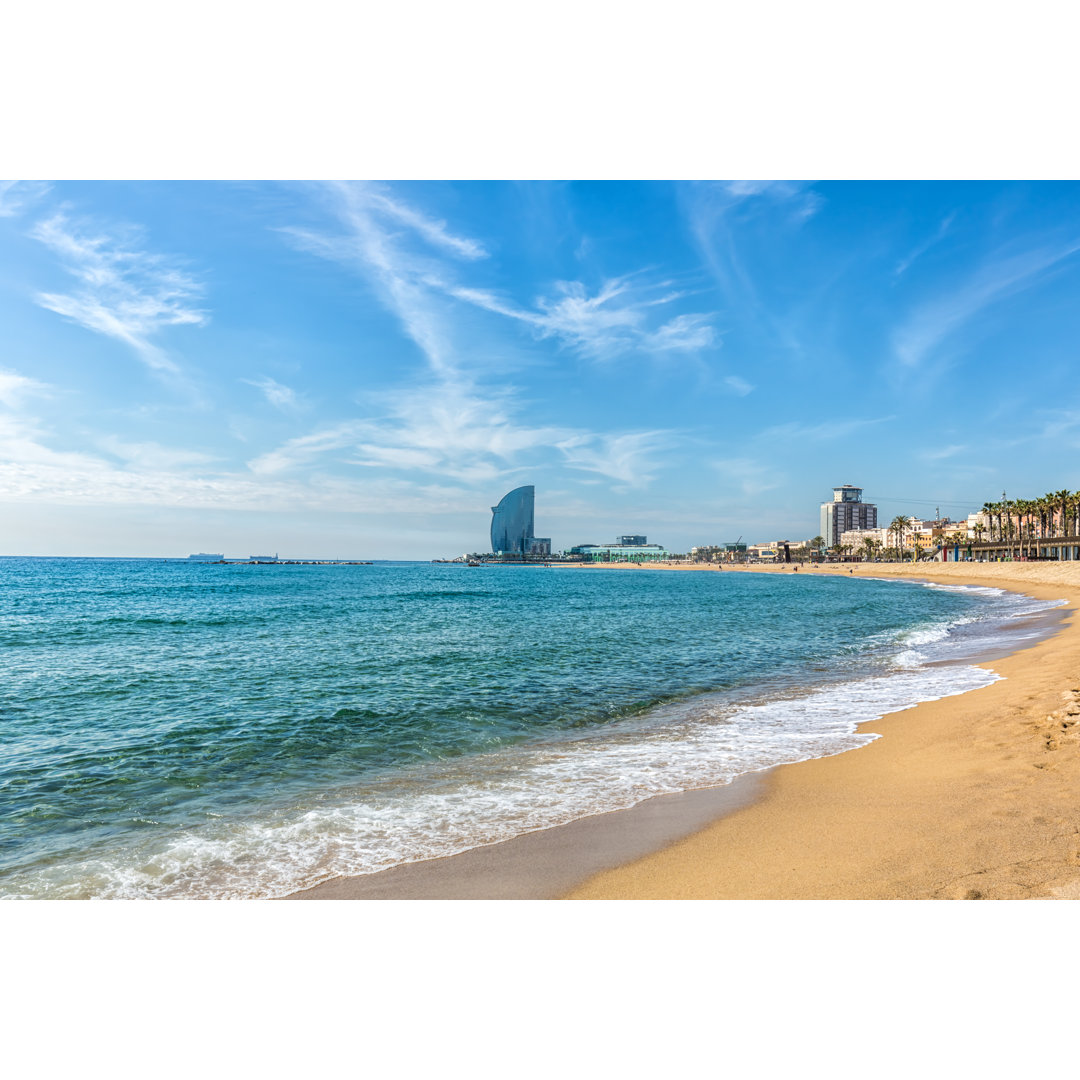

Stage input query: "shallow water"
[{"left": 0, "top": 559, "right": 1060, "bottom": 898}]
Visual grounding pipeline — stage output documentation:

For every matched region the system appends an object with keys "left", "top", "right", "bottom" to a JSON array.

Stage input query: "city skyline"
[{"left": 3, "top": 181, "right": 1080, "bottom": 558}]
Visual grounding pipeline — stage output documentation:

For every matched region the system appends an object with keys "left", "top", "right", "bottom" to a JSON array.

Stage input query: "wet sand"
[
  {"left": 289, "top": 772, "right": 764, "bottom": 899},
  {"left": 569, "top": 562, "right": 1080, "bottom": 899},
  {"left": 290, "top": 561, "right": 1080, "bottom": 900}
]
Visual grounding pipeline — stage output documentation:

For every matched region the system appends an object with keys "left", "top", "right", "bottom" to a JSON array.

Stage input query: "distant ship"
[{"left": 187, "top": 553, "right": 223, "bottom": 561}]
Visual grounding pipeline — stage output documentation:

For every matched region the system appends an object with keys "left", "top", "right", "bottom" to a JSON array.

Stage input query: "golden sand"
[{"left": 565, "top": 561, "right": 1080, "bottom": 900}]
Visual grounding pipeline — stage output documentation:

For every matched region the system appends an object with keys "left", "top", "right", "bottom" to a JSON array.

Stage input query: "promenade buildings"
[
  {"left": 820, "top": 485, "right": 877, "bottom": 548},
  {"left": 568, "top": 537, "right": 669, "bottom": 562}
]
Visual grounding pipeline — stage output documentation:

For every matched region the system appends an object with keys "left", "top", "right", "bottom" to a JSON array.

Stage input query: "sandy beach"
[
  {"left": 291, "top": 561, "right": 1080, "bottom": 901},
  {"left": 567, "top": 561, "right": 1080, "bottom": 899}
]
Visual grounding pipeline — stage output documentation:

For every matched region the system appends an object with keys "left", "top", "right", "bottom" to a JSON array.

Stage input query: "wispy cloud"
[
  {"left": 758, "top": 416, "right": 893, "bottom": 442},
  {"left": 640, "top": 312, "right": 716, "bottom": 352},
  {"left": 556, "top": 430, "right": 672, "bottom": 489},
  {"left": 680, "top": 181, "right": 822, "bottom": 358},
  {"left": 289, "top": 183, "right": 717, "bottom": 368},
  {"left": 722, "top": 181, "right": 824, "bottom": 221},
  {"left": 723, "top": 375, "right": 754, "bottom": 396},
  {"left": 895, "top": 212, "right": 955, "bottom": 277},
  {"left": 283, "top": 181, "right": 490, "bottom": 377},
  {"left": 246, "top": 373, "right": 677, "bottom": 490},
  {"left": 29, "top": 212, "right": 207, "bottom": 373},
  {"left": 442, "top": 275, "right": 716, "bottom": 361},
  {"left": 248, "top": 378, "right": 574, "bottom": 486},
  {"left": 98, "top": 436, "right": 218, "bottom": 470},
  {"left": 0, "top": 369, "right": 50, "bottom": 409},
  {"left": 278, "top": 184, "right": 690, "bottom": 489},
  {"left": 0, "top": 410, "right": 483, "bottom": 514},
  {"left": 245, "top": 376, "right": 301, "bottom": 411},
  {"left": 919, "top": 443, "right": 967, "bottom": 462},
  {"left": 531, "top": 278, "right": 645, "bottom": 358},
  {"left": 363, "top": 187, "right": 488, "bottom": 260},
  {"left": 893, "top": 238, "right": 1080, "bottom": 368},
  {"left": 711, "top": 456, "right": 783, "bottom": 497},
  {"left": 1007, "top": 407, "right": 1080, "bottom": 450},
  {"left": 0, "top": 180, "right": 51, "bottom": 217},
  {"left": 246, "top": 423, "right": 361, "bottom": 476}
]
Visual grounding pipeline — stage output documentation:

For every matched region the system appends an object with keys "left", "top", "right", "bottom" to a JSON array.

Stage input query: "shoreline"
[
  {"left": 288, "top": 771, "right": 767, "bottom": 899},
  {"left": 569, "top": 562, "right": 1080, "bottom": 899},
  {"left": 290, "top": 561, "right": 1080, "bottom": 901}
]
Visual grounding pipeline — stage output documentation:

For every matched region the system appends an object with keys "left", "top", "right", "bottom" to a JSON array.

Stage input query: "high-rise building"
[
  {"left": 820, "top": 484, "right": 877, "bottom": 547},
  {"left": 490, "top": 485, "right": 550, "bottom": 555}
]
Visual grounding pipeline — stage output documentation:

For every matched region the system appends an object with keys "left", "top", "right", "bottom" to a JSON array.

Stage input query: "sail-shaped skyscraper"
[{"left": 490, "top": 485, "right": 550, "bottom": 555}]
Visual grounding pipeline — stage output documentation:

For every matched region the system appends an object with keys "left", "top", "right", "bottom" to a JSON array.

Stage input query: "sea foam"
[{"left": 0, "top": 570, "right": 1063, "bottom": 899}]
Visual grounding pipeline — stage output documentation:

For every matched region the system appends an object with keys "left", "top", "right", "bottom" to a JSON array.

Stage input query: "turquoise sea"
[{"left": 0, "top": 558, "right": 1059, "bottom": 898}]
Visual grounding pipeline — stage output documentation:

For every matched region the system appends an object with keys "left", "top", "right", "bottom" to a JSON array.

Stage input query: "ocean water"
[{"left": 0, "top": 559, "right": 1061, "bottom": 899}]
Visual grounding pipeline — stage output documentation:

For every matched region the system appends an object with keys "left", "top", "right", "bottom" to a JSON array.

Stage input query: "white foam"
[
  {"left": 3, "top": 659, "right": 1000, "bottom": 899},
  {"left": 4, "top": 576, "right": 1063, "bottom": 900}
]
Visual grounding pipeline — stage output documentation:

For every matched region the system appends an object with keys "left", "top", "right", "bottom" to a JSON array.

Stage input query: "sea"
[{"left": 0, "top": 558, "right": 1063, "bottom": 899}]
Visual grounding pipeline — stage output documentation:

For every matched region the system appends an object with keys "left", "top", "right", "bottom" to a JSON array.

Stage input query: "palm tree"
[
  {"left": 1055, "top": 489, "right": 1071, "bottom": 542},
  {"left": 1033, "top": 495, "right": 1048, "bottom": 557},
  {"left": 889, "top": 515, "right": 908, "bottom": 561},
  {"left": 1015, "top": 498, "right": 1032, "bottom": 559}
]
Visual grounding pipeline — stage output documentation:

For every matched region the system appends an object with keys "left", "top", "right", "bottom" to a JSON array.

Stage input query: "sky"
[{"left": 2, "top": 179, "right": 1080, "bottom": 558}]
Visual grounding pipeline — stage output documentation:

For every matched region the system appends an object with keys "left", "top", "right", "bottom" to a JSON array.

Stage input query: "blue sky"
[{"left": 2, "top": 179, "right": 1080, "bottom": 557}]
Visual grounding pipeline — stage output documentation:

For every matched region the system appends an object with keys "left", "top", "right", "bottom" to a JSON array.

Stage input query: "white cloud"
[
  {"left": 98, "top": 436, "right": 218, "bottom": 470},
  {"left": 759, "top": 416, "right": 893, "bottom": 442},
  {"left": 29, "top": 212, "right": 207, "bottom": 373},
  {"left": 245, "top": 370, "right": 678, "bottom": 490},
  {"left": 723, "top": 375, "right": 754, "bottom": 396},
  {"left": 722, "top": 180, "right": 823, "bottom": 220},
  {"left": 0, "top": 411, "right": 484, "bottom": 515},
  {"left": 245, "top": 376, "right": 300, "bottom": 410},
  {"left": 642, "top": 313, "right": 716, "bottom": 352},
  {"left": 0, "top": 180, "right": 51, "bottom": 217},
  {"left": 725, "top": 181, "right": 775, "bottom": 198},
  {"left": 247, "top": 423, "right": 362, "bottom": 475},
  {"left": 711, "top": 456, "right": 783, "bottom": 497},
  {"left": 895, "top": 212, "right": 955, "bottom": 277},
  {"left": 0, "top": 369, "right": 50, "bottom": 408},
  {"left": 443, "top": 275, "right": 716, "bottom": 361},
  {"left": 284, "top": 189, "right": 460, "bottom": 377},
  {"left": 680, "top": 181, "right": 824, "bottom": 359},
  {"left": 893, "top": 238, "right": 1080, "bottom": 368},
  {"left": 248, "top": 377, "right": 575, "bottom": 486},
  {"left": 363, "top": 187, "right": 488, "bottom": 260},
  {"left": 532, "top": 278, "right": 644, "bottom": 358},
  {"left": 919, "top": 443, "right": 967, "bottom": 462},
  {"left": 290, "top": 184, "right": 717, "bottom": 369},
  {"left": 556, "top": 430, "right": 672, "bottom": 488},
  {"left": 278, "top": 184, "right": 693, "bottom": 489}
]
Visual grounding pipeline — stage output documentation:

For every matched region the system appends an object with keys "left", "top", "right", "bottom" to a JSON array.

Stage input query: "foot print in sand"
[{"left": 1033, "top": 687, "right": 1080, "bottom": 763}]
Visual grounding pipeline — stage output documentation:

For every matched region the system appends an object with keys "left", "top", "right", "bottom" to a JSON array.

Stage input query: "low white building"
[{"left": 837, "top": 526, "right": 890, "bottom": 550}]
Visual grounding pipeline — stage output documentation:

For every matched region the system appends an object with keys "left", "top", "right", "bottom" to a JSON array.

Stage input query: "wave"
[
  {"left": 0, "top": 655, "right": 1001, "bottom": 899},
  {"left": 0, "top": 574, "right": 1063, "bottom": 900}
]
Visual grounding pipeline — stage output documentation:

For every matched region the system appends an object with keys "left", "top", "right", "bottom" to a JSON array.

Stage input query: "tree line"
[{"left": 975, "top": 489, "right": 1080, "bottom": 557}]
